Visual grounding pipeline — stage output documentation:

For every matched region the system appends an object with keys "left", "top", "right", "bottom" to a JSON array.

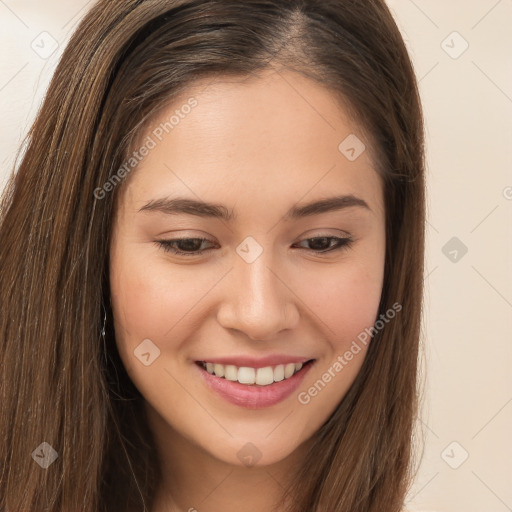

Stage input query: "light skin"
[{"left": 109, "top": 67, "right": 386, "bottom": 512}]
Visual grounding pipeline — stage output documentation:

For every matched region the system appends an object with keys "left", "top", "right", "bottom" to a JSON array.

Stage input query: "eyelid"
[
  {"left": 155, "top": 233, "right": 354, "bottom": 257},
  {"left": 156, "top": 237, "right": 216, "bottom": 256},
  {"left": 296, "top": 228, "right": 352, "bottom": 240}
]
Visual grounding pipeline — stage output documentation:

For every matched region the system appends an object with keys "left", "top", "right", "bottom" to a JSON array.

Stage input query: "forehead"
[{"left": 118, "top": 68, "right": 384, "bottom": 220}]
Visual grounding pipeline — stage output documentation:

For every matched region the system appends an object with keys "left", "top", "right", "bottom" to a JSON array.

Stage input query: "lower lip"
[{"left": 195, "top": 360, "right": 315, "bottom": 409}]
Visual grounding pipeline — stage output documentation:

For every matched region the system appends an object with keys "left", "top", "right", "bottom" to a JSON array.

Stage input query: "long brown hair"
[{"left": 0, "top": 1, "right": 425, "bottom": 510}]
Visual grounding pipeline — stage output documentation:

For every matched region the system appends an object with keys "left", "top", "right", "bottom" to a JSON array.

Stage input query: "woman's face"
[{"left": 109, "top": 68, "right": 385, "bottom": 468}]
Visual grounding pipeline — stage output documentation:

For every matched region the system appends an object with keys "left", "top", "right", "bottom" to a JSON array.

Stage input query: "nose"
[{"left": 216, "top": 253, "right": 300, "bottom": 341}]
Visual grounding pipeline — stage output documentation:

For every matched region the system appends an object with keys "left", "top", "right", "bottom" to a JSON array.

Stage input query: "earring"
[
  {"left": 100, "top": 302, "right": 109, "bottom": 366},
  {"left": 100, "top": 301, "right": 107, "bottom": 338}
]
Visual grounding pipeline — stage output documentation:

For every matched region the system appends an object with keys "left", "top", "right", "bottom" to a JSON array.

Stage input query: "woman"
[{"left": 0, "top": 1, "right": 425, "bottom": 511}]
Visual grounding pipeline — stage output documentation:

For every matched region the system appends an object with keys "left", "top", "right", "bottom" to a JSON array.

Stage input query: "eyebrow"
[{"left": 138, "top": 194, "right": 370, "bottom": 222}]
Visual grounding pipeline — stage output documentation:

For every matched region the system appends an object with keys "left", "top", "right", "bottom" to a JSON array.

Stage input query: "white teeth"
[
  {"left": 201, "top": 360, "right": 308, "bottom": 386},
  {"left": 213, "top": 363, "right": 224, "bottom": 378},
  {"left": 284, "top": 363, "right": 296, "bottom": 379},
  {"left": 238, "top": 367, "right": 255, "bottom": 384},
  {"left": 224, "top": 365, "right": 238, "bottom": 381},
  {"left": 255, "top": 366, "right": 274, "bottom": 386},
  {"left": 273, "top": 364, "right": 285, "bottom": 382}
]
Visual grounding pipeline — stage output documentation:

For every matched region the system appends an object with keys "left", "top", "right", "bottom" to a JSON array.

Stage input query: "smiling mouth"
[{"left": 195, "top": 359, "right": 315, "bottom": 386}]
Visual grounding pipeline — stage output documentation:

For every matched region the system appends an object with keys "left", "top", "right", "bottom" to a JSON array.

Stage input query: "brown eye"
[
  {"left": 156, "top": 238, "right": 216, "bottom": 256},
  {"left": 155, "top": 235, "right": 353, "bottom": 258},
  {"left": 293, "top": 236, "right": 353, "bottom": 254}
]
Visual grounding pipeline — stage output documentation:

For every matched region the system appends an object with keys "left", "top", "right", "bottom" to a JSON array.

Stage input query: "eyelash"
[{"left": 155, "top": 235, "right": 353, "bottom": 257}]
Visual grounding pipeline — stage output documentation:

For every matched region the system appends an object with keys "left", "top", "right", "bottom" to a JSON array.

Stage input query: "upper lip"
[{"left": 196, "top": 355, "right": 314, "bottom": 369}]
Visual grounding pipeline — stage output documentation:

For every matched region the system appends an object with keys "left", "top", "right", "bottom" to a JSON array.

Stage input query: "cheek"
[
  {"left": 300, "top": 255, "right": 384, "bottom": 347},
  {"left": 109, "top": 245, "right": 200, "bottom": 368},
  {"left": 293, "top": 258, "right": 384, "bottom": 433}
]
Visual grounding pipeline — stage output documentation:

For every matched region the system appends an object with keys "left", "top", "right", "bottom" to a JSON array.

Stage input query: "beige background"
[{"left": 1, "top": 1, "right": 511, "bottom": 510}]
